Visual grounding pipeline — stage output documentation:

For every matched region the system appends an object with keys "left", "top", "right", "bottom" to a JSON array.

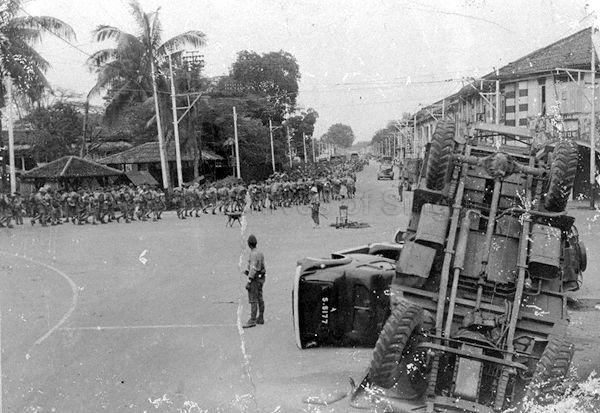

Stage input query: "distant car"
[{"left": 377, "top": 164, "right": 394, "bottom": 180}]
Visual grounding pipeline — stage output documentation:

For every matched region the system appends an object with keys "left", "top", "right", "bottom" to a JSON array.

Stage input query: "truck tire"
[
  {"left": 425, "top": 120, "right": 455, "bottom": 190},
  {"left": 578, "top": 240, "right": 587, "bottom": 272},
  {"left": 544, "top": 140, "right": 578, "bottom": 212},
  {"left": 368, "top": 302, "right": 428, "bottom": 395},
  {"left": 522, "top": 336, "right": 574, "bottom": 405}
]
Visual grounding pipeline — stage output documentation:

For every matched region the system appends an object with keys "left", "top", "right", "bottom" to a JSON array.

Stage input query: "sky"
[{"left": 22, "top": 0, "right": 598, "bottom": 141}]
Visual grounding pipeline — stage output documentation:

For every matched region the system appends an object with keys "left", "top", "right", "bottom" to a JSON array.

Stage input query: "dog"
[{"left": 226, "top": 212, "right": 242, "bottom": 227}]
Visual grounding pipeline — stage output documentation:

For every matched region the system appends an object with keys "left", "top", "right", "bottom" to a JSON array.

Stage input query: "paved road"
[{"left": 1, "top": 163, "right": 599, "bottom": 412}]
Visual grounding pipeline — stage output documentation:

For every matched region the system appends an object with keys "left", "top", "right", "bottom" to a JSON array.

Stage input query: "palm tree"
[
  {"left": 0, "top": 0, "right": 75, "bottom": 105},
  {"left": 87, "top": 0, "right": 206, "bottom": 189}
]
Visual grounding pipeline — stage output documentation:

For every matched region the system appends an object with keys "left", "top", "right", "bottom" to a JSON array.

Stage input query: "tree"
[
  {"left": 229, "top": 50, "right": 300, "bottom": 124},
  {"left": 286, "top": 108, "right": 319, "bottom": 161},
  {"left": 87, "top": 1, "right": 206, "bottom": 121},
  {"left": 22, "top": 102, "right": 82, "bottom": 162},
  {"left": 371, "top": 127, "right": 393, "bottom": 145},
  {"left": 87, "top": 0, "right": 207, "bottom": 188},
  {"left": 324, "top": 123, "right": 355, "bottom": 148},
  {"left": 197, "top": 50, "right": 302, "bottom": 177},
  {"left": 0, "top": 0, "right": 75, "bottom": 110}
]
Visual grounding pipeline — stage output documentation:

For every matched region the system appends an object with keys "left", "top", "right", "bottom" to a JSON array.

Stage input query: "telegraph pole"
[
  {"left": 311, "top": 137, "right": 316, "bottom": 162},
  {"left": 413, "top": 113, "right": 417, "bottom": 157},
  {"left": 168, "top": 54, "right": 184, "bottom": 187},
  {"left": 6, "top": 77, "right": 15, "bottom": 194},
  {"left": 302, "top": 133, "right": 307, "bottom": 163},
  {"left": 233, "top": 106, "right": 241, "bottom": 179},
  {"left": 269, "top": 118, "right": 276, "bottom": 173},
  {"left": 150, "top": 58, "right": 169, "bottom": 189},
  {"left": 495, "top": 68, "right": 500, "bottom": 125},
  {"left": 286, "top": 126, "right": 292, "bottom": 167},
  {"left": 591, "top": 43, "right": 597, "bottom": 209}
]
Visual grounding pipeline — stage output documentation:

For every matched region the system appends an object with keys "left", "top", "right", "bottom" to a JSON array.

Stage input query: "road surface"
[{"left": 1, "top": 163, "right": 599, "bottom": 412}]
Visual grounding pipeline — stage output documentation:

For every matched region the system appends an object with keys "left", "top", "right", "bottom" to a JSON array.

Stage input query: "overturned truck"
[{"left": 293, "top": 120, "right": 586, "bottom": 411}]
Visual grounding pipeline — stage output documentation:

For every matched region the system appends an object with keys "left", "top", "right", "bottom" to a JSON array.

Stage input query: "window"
[
  {"left": 506, "top": 119, "right": 516, "bottom": 126},
  {"left": 519, "top": 89, "right": 528, "bottom": 97},
  {"left": 519, "top": 118, "right": 528, "bottom": 126},
  {"left": 505, "top": 91, "right": 516, "bottom": 99},
  {"left": 519, "top": 104, "right": 528, "bottom": 112},
  {"left": 506, "top": 105, "right": 515, "bottom": 113}
]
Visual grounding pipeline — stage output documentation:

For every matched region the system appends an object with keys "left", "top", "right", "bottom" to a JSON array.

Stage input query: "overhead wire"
[
  {"left": 15, "top": 3, "right": 493, "bottom": 118},
  {"left": 17, "top": 4, "right": 94, "bottom": 59},
  {"left": 400, "top": 0, "right": 512, "bottom": 33}
]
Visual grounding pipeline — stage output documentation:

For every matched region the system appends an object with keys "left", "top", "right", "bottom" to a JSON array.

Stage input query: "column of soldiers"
[
  {"left": 0, "top": 162, "right": 361, "bottom": 228},
  {"left": 170, "top": 171, "right": 358, "bottom": 219},
  {"left": 0, "top": 185, "right": 166, "bottom": 228}
]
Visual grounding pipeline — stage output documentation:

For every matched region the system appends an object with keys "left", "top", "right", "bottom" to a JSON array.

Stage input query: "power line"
[
  {"left": 17, "top": 5, "right": 93, "bottom": 59},
  {"left": 401, "top": 0, "right": 512, "bottom": 33}
]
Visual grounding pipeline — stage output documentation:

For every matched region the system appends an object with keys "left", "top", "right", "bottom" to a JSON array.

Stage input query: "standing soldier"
[
  {"left": 242, "top": 234, "right": 266, "bottom": 328},
  {"left": 310, "top": 186, "right": 321, "bottom": 229},
  {"left": 173, "top": 188, "right": 185, "bottom": 219},
  {"left": 156, "top": 189, "right": 166, "bottom": 220},
  {"left": 0, "top": 192, "right": 12, "bottom": 228},
  {"left": 123, "top": 187, "right": 135, "bottom": 223},
  {"left": 65, "top": 189, "right": 78, "bottom": 224},
  {"left": 322, "top": 177, "right": 331, "bottom": 203},
  {"left": 12, "top": 192, "right": 23, "bottom": 225}
]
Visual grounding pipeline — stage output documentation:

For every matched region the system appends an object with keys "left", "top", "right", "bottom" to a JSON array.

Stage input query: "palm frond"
[
  {"left": 128, "top": 0, "right": 147, "bottom": 30},
  {"left": 86, "top": 48, "right": 117, "bottom": 68},
  {"left": 104, "top": 82, "right": 137, "bottom": 125},
  {"left": 10, "top": 27, "right": 42, "bottom": 44},
  {"left": 92, "top": 25, "right": 129, "bottom": 43},
  {"left": 18, "top": 42, "right": 50, "bottom": 72},
  {"left": 6, "top": 38, "right": 50, "bottom": 72},
  {"left": 10, "top": 16, "right": 76, "bottom": 41},
  {"left": 158, "top": 31, "right": 206, "bottom": 56},
  {"left": 87, "top": 62, "right": 126, "bottom": 99},
  {"left": 150, "top": 9, "right": 162, "bottom": 51}
]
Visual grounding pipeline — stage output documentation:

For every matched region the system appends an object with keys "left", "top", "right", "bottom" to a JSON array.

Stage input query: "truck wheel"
[
  {"left": 522, "top": 336, "right": 574, "bottom": 406},
  {"left": 425, "top": 120, "right": 456, "bottom": 190},
  {"left": 544, "top": 140, "right": 578, "bottom": 212},
  {"left": 368, "top": 302, "right": 429, "bottom": 396},
  {"left": 578, "top": 240, "right": 587, "bottom": 272}
]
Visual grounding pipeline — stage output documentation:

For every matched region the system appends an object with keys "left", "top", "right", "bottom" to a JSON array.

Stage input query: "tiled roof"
[
  {"left": 487, "top": 27, "right": 597, "bottom": 80},
  {"left": 415, "top": 28, "right": 597, "bottom": 121},
  {"left": 98, "top": 141, "right": 224, "bottom": 164},
  {"left": 125, "top": 170, "right": 159, "bottom": 186},
  {"left": 22, "top": 156, "right": 124, "bottom": 179}
]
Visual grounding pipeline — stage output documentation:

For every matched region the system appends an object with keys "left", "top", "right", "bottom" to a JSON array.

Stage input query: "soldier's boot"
[
  {"left": 256, "top": 301, "right": 265, "bottom": 325},
  {"left": 243, "top": 302, "right": 258, "bottom": 328}
]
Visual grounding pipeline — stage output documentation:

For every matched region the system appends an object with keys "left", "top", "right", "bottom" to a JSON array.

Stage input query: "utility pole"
[
  {"left": 233, "top": 106, "right": 241, "bottom": 179},
  {"left": 269, "top": 118, "right": 276, "bottom": 173},
  {"left": 6, "top": 77, "right": 15, "bottom": 194},
  {"left": 168, "top": 54, "right": 184, "bottom": 188},
  {"left": 80, "top": 100, "right": 89, "bottom": 157},
  {"left": 495, "top": 69, "right": 500, "bottom": 125},
  {"left": 302, "top": 133, "right": 307, "bottom": 163},
  {"left": 311, "top": 137, "right": 316, "bottom": 162},
  {"left": 591, "top": 43, "right": 596, "bottom": 209},
  {"left": 150, "top": 58, "right": 169, "bottom": 189},
  {"left": 413, "top": 113, "right": 417, "bottom": 158},
  {"left": 286, "top": 126, "right": 292, "bottom": 167}
]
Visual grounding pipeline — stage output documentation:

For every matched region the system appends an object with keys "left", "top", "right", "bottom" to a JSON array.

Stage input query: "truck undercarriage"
[{"left": 294, "top": 120, "right": 586, "bottom": 411}]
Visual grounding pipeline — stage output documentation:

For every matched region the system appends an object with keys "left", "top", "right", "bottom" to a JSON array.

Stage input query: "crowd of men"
[{"left": 0, "top": 162, "right": 362, "bottom": 229}]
